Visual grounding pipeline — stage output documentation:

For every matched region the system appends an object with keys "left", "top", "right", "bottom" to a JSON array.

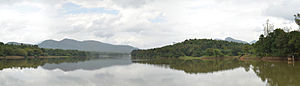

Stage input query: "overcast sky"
[{"left": 0, "top": 0, "right": 299, "bottom": 49}]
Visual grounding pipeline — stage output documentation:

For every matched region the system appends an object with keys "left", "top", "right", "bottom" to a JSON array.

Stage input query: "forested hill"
[
  {"left": 0, "top": 42, "right": 89, "bottom": 57},
  {"left": 131, "top": 39, "right": 252, "bottom": 59}
]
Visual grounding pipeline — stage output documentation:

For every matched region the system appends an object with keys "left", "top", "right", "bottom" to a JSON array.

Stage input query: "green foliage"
[
  {"left": 132, "top": 39, "right": 252, "bottom": 59},
  {"left": 254, "top": 28, "right": 300, "bottom": 58},
  {"left": 0, "top": 43, "right": 90, "bottom": 57},
  {"left": 15, "top": 49, "right": 27, "bottom": 56},
  {"left": 214, "top": 49, "right": 224, "bottom": 57},
  {"left": 295, "top": 13, "right": 300, "bottom": 28}
]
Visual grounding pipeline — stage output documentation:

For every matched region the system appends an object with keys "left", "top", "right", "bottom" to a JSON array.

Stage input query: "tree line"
[
  {"left": 254, "top": 29, "right": 300, "bottom": 57},
  {"left": 131, "top": 39, "right": 253, "bottom": 59},
  {"left": 0, "top": 42, "right": 89, "bottom": 57}
]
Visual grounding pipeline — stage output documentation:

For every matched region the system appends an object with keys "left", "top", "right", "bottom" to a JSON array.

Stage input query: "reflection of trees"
[
  {"left": 0, "top": 57, "right": 89, "bottom": 70},
  {"left": 250, "top": 61, "right": 300, "bottom": 86},
  {"left": 134, "top": 59, "right": 300, "bottom": 86},
  {"left": 133, "top": 58, "right": 251, "bottom": 74}
]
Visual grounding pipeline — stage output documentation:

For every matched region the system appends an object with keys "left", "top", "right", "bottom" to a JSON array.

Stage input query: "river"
[{"left": 0, "top": 56, "right": 299, "bottom": 86}]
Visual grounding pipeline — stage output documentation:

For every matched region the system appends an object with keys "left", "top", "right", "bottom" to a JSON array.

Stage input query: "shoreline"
[
  {"left": 240, "top": 56, "right": 299, "bottom": 62},
  {"left": 147, "top": 56, "right": 299, "bottom": 62},
  {"left": 0, "top": 56, "right": 76, "bottom": 60}
]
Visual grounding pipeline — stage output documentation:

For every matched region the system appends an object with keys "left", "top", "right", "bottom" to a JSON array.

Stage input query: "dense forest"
[
  {"left": 0, "top": 42, "right": 89, "bottom": 57},
  {"left": 131, "top": 39, "right": 253, "bottom": 59},
  {"left": 254, "top": 29, "right": 300, "bottom": 57}
]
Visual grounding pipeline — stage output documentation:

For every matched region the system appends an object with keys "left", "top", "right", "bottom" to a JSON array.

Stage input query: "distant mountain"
[
  {"left": 224, "top": 37, "right": 249, "bottom": 44},
  {"left": 214, "top": 38, "right": 223, "bottom": 40},
  {"left": 249, "top": 40, "right": 257, "bottom": 44},
  {"left": 38, "top": 38, "right": 137, "bottom": 53}
]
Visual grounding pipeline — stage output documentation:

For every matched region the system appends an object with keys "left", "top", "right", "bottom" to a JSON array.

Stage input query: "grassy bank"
[
  {"left": 178, "top": 56, "right": 202, "bottom": 60},
  {"left": 178, "top": 55, "right": 298, "bottom": 62},
  {"left": 178, "top": 56, "right": 239, "bottom": 60}
]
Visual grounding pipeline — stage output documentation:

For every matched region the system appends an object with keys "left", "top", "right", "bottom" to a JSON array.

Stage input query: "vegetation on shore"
[
  {"left": 178, "top": 56, "right": 202, "bottom": 60},
  {"left": 0, "top": 42, "right": 90, "bottom": 58},
  {"left": 131, "top": 39, "right": 253, "bottom": 59},
  {"left": 254, "top": 29, "right": 300, "bottom": 57}
]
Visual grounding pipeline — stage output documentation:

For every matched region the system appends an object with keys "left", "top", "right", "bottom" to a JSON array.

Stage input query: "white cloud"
[
  {"left": 0, "top": 0, "right": 299, "bottom": 49},
  {"left": 263, "top": 0, "right": 300, "bottom": 20}
]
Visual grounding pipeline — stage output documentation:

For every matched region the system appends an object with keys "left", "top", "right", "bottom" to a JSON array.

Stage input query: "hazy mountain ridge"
[
  {"left": 225, "top": 37, "right": 249, "bottom": 44},
  {"left": 38, "top": 38, "right": 137, "bottom": 53},
  {"left": 249, "top": 40, "right": 257, "bottom": 44},
  {"left": 215, "top": 37, "right": 256, "bottom": 44}
]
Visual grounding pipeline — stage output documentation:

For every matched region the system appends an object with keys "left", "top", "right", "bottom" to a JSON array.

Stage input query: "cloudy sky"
[{"left": 0, "top": 0, "right": 299, "bottom": 49}]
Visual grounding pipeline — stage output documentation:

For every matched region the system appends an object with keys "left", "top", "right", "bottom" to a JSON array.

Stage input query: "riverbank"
[
  {"left": 239, "top": 55, "right": 298, "bottom": 62},
  {"left": 0, "top": 56, "right": 73, "bottom": 60},
  {"left": 177, "top": 55, "right": 298, "bottom": 62},
  {"left": 178, "top": 56, "right": 239, "bottom": 60}
]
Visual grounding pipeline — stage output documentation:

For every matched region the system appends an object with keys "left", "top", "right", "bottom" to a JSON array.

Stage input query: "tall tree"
[
  {"left": 263, "top": 19, "right": 274, "bottom": 36},
  {"left": 295, "top": 13, "right": 300, "bottom": 29}
]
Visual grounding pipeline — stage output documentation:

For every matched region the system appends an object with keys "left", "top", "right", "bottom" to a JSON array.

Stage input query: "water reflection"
[
  {"left": 134, "top": 59, "right": 300, "bottom": 86},
  {"left": 0, "top": 57, "right": 299, "bottom": 86},
  {"left": 0, "top": 57, "right": 88, "bottom": 70},
  {"left": 42, "top": 56, "right": 132, "bottom": 71},
  {"left": 133, "top": 58, "right": 251, "bottom": 74},
  {"left": 0, "top": 63, "right": 264, "bottom": 86},
  {"left": 0, "top": 55, "right": 132, "bottom": 71},
  {"left": 251, "top": 61, "right": 300, "bottom": 86}
]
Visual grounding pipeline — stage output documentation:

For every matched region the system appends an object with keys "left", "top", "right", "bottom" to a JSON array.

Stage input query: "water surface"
[{"left": 0, "top": 56, "right": 299, "bottom": 86}]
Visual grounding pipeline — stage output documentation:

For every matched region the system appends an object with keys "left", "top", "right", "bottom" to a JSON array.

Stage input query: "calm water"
[{"left": 0, "top": 56, "right": 299, "bottom": 86}]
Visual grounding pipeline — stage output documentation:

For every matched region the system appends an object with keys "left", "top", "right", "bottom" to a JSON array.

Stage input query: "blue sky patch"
[
  {"left": 149, "top": 13, "right": 166, "bottom": 23},
  {"left": 62, "top": 2, "right": 119, "bottom": 15},
  {"left": 14, "top": 5, "right": 41, "bottom": 13}
]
